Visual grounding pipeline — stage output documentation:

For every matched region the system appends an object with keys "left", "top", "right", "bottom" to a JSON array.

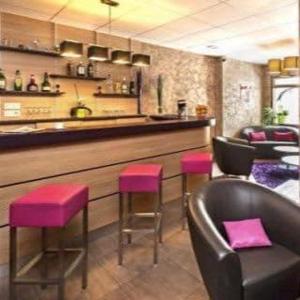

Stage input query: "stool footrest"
[
  {"left": 123, "top": 213, "right": 162, "bottom": 234},
  {"left": 12, "top": 248, "right": 85, "bottom": 286}
]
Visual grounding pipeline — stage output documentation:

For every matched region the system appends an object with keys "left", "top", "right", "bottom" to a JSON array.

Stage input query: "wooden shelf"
[
  {"left": 93, "top": 93, "right": 138, "bottom": 98},
  {"left": 0, "top": 45, "right": 60, "bottom": 57},
  {"left": 50, "top": 74, "right": 106, "bottom": 81},
  {"left": 0, "top": 91, "right": 65, "bottom": 97}
]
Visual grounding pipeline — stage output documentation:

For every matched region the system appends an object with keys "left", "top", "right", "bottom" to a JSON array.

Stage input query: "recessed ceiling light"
[{"left": 207, "top": 45, "right": 218, "bottom": 49}]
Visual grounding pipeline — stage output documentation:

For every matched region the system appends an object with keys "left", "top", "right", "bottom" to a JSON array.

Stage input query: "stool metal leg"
[
  {"left": 118, "top": 193, "right": 124, "bottom": 265},
  {"left": 159, "top": 182, "right": 163, "bottom": 244},
  {"left": 127, "top": 193, "right": 132, "bottom": 244},
  {"left": 82, "top": 205, "right": 88, "bottom": 289},
  {"left": 58, "top": 227, "right": 65, "bottom": 300},
  {"left": 182, "top": 174, "right": 187, "bottom": 230},
  {"left": 153, "top": 191, "right": 160, "bottom": 265},
  {"left": 9, "top": 227, "right": 17, "bottom": 300},
  {"left": 41, "top": 227, "right": 48, "bottom": 290}
]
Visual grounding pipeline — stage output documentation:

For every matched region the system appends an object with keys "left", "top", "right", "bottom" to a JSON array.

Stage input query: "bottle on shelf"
[
  {"left": 0, "top": 68, "right": 7, "bottom": 91},
  {"left": 66, "top": 62, "right": 73, "bottom": 76},
  {"left": 87, "top": 62, "right": 94, "bottom": 78},
  {"left": 14, "top": 70, "right": 23, "bottom": 91},
  {"left": 121, "top": 77, "right": 128, "bottom": 94},
  {"left": 41, "top": 72, "right": 51, "bottom": 92},
  {"left": 26, "top": 74, "right": 39, "bottom": 92},
  {"left": 129, "top": 81, "right": 135, "bottom": 95},
  {"left": 76, "top": 62, "right": 85, "bottom": 77},
  {"left": 104, "top": 74, "right": 114, "bottom": 94},
  {"left": 114, "top": 81, "right": 121, "bottom": 94}
]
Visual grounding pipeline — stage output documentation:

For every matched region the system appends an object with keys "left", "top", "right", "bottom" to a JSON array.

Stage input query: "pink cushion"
[
  {"left": 119, "top": 164, "right": 162, "bottom": 193},
  {"left": 273, "top": 131, "right": 296, "bottom": 142},
  {"left": 181, "top": 152, "right": 212, "bottom": 174},
  {"left": 249, "top": 131, "right": 267, "bottom": 141},
  {"left": 223, "top": 218, "right": 272, "bottom": 250},
  {"left": 10, "top": 184, "right": 89, "bottom": 228}
]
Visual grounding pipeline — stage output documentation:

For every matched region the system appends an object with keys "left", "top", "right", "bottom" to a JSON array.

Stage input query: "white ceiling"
[{"left": 0, "top": 0, "right": 298, "bottom": 63}]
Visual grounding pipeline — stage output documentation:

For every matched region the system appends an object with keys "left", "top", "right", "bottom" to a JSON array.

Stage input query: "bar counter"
[{"left": 0, "top": 116, "right": 215, "bottom": 265}]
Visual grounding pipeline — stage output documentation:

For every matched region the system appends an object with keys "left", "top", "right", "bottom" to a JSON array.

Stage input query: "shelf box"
[
  {"left": 49, "top": 74, "right": 107, "bottom": 81},
  {"left": 0, "top": 91, "right": 65, "bottom": 97},
  {"left": 93, "top": 93, "right": 138, "bottom": 98}
]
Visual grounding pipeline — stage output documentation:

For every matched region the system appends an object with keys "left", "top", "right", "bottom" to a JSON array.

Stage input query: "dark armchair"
[
  {"left": 212, "top": 136, "right": 255, "bottom": 178},
  {"left": 187, "top": 179, "right": 300, "bottom": 300}
]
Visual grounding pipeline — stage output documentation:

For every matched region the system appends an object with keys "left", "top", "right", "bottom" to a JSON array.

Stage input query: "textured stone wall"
[{"left": 223, "top": 58, "right": 267, "bottom": 137}]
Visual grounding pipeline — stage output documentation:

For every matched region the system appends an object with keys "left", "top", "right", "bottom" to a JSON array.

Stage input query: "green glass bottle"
[
  {"left": 0, "top": 68, "right": 7, "bottom": 91},
  {"left": 14, "top": 70, "right": 23, "bottom": 91}
]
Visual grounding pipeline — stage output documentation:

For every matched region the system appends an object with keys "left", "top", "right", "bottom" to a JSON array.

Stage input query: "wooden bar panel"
[{"left": 0, "top": 127, "right": 209, "bottom": 186}]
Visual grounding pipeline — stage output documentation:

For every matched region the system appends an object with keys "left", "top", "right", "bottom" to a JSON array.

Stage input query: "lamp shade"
[
  {"left": 88, "top": 45, "right": 109, "bottom": 61},
  {"left": 283, "top": 56, "right": 299, "bottom": 71},
  {"left": 267, "top": 59, "right": 281, "bottom": 75},
  {"left": 132, "top": 54, "right": 151, "bottom": 67},
  {"left": 60, "top": 40, "right": 83, "bottom": 58},
  {"left": 111, "top": 50, "right": 131, "bottom": 64}
]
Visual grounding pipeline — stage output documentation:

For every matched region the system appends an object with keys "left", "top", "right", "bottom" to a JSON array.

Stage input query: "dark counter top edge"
[
  {"left": 0, "top": 117, "right": 215, "bottom": 151},
  {"left": 0, "top": 114, "right": 147, "bottom": 125}
]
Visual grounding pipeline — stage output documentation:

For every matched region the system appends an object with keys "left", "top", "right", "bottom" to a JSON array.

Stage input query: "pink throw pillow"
[
  {"left": 249, "top": 131, "right": 266, "bottom": 141},
  {"left": 223, "top": 218, "right": 272, "bottom": 250},
  {"left": 273, "top": 131, "right": 295, "bottom": 142}
]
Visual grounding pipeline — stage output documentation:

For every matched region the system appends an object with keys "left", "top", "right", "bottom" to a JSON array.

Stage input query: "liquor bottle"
[
  {"left": 105, "top": 74, "right": 114, "bottom": 94},
  {"left": 77, "top": 62, "right": 85, "bottom": 77},
  {"left": 66, "top": 62, "right": 73, "bottom": 76},
  {"left": 121, "top": 77, "right": 128, "bottom": 94},
  {"left": 26, "top": 74, "right": 39, "bottom": 92},
  {"left": 129, "top": 81, "right": 135, "bottom": 95},
  {"left": 0, "top": 68, "right": 7, "bottom": 91},
  {"left": 87, "top": 62, "right": 94, "bottom": 78},
  {"left": 14, "top": 70, "right": 23, "bottom": 91},
  {"left": 41, "top": 72, "right": 51, "bottom": 92}
]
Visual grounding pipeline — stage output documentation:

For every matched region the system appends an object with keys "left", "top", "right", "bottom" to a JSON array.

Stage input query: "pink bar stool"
[
  {"left": 119, "top": 164, "right": 163, "bottom": 265},
  {"left": 181, "top": 152, "right": 213, "bottom": 228},
  {"left": 9, "top": 184, "right": 89, "bottom": 300}
]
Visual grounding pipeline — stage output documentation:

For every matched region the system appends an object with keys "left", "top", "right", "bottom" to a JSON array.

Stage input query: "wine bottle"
[
  {"left": 129, "top": 81, "right": 135, "bottom": 95},
  {"left": 66, "top": 62, "right": 72, "bottom": 76},
  {"left": 87, "top": 62, "right": 94, "bottom": 78},
  {"left": 0, "top": 68, "right": 7, "bottom": 91},
  {"left": 14, "top": 70, "right": 23, "bottom": 91},
  {"left": 26, "top": 74, "right": 38, "bottom": 92},
  {"left": 77, "top": 62, "right": 85, "bottom": 77},
  {"left": 121, "top": 77, "right": 128, "bottom": 94},
  {"left": 41, "top": 72, "right": 51, "bottom": 92}
]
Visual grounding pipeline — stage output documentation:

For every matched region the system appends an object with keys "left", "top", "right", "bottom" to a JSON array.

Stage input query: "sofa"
[
  {"left": 212, "top": 136, "right": 255, "bottom": 178},
  {"left": 187, "top": 179, "right": 300, "bottom": 300},
  {"left": 240, "top": 125, "right": 299, "bottom": 159}
]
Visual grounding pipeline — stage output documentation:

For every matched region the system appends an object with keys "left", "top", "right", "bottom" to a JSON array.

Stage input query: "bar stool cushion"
[
  {"left": 119, "top": 164, "right": 162, "bottom": 193},
  {"left": 181, "top": 152, "right": 213, "bottom": 174},
  {"left": 10, "top": 184, "right": 89, "bottom": 228}
]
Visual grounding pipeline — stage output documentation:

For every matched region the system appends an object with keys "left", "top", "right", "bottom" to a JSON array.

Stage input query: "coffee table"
[
  {"left": 273, "top": 146, "right": 299, "bottom": 155},
  {"left": 281, "top": 155, "right": 299, "bottom": 167}
]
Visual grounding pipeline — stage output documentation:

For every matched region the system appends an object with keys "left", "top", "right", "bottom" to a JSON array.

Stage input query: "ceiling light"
[
  {"left": 283, "top": 56, "right": 299, "bottom": 71},
  {"left": 267, "top": 59, "right": 282, "bottom": 75},
  {"left": 60, "top": 40, "right": 83, "bottom": 58},
  {"left": 88, "top": 45, "right": 109, "bottom": 61},
  {"left": 111, "top": 50, "right": 131, "bottom": 64},
  {"left": 132, "top": 54, "right": 151, "bottom": 67},
  {"left": 100, "top": 0, "right": 119, "bottom": 7}
]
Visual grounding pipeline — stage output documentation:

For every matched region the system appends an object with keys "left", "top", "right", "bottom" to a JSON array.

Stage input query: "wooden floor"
[{"left": 0, "top": 199, "right": 209, "bottom": 300}]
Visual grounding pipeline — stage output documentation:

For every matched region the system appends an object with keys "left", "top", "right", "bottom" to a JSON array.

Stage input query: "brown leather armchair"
[
  {"left": 212, "top": 136, "right": 255, "bottom": 178},
  {"left": 187, "top": 179, "right": 300, "bottom": 300}
]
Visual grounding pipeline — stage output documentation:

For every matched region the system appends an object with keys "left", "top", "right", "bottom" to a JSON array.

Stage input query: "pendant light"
[
  {"left": 267, "top": 59, "right": 282, "bottom": 75},
  {"left": 88, "top": 45, "right": 109, "bottom": 61},
  {"left": 111, "top": 49, "right": 131, "bottom": 64},
  {"left": 132, "top": 54, "right": 151, "bottom": 67},
  {"left": 283, "top": 56, "right": 299, "bottom": 71},
  {"left": 60, "top": 40, "right": 83, "bottom": 58}
]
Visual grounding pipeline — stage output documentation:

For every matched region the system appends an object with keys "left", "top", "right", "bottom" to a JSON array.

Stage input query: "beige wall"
[{"left": 222, "top": 58, "right": 269, "bottom": 137}]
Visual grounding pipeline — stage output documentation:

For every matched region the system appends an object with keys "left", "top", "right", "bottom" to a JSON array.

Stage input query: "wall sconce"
[
  {"left": 111, "top": 50, "right": 131, "bottom": 64},
  {"left": 267, "top": 59, "right": 282, "bottom": 75},
  {"left": 283, "top": 56, "right": 299, "bottom": 71},
  {"left": 88, "top": 45, "right": 109, "bottom": 61},
  {"left": 60, "top": 40, "right": 83, "bottom": 58},
  {"left": 132, "top": 54, "right": 151, "bottom": 67}
]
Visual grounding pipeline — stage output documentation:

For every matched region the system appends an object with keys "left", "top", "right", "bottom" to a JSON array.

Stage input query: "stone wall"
[{"left": 222, "top": 58, "right": 268, "bottom": 137}]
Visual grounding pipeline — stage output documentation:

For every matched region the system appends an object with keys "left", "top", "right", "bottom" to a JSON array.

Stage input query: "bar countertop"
[{"left": 0, "top": 116, "right": 215, "bottom": 150}]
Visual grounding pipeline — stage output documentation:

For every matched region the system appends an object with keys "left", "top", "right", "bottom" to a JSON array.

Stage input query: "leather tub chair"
[
  {"left": 212, "top": 136, "right": 255, "bottom": 179},
  {"left": 187, "top": 179, "right": 300, "bottom": 300}
]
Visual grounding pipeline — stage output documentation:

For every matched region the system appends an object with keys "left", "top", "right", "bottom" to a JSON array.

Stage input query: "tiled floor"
[{"left": 0, "top": 199, "right": 209, "bottom": 300}]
